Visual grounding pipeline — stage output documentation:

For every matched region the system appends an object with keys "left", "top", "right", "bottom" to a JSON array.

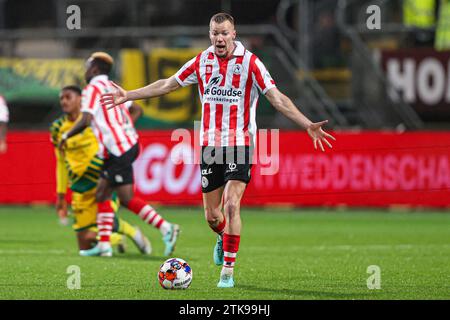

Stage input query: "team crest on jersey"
[
  {"left": 206, "top": 65, "right": 213, "bottom": 74},
  {"left": 233, "top": 64, "right": 242, "bottom": 75},
  {"left": 202, "top": 176, "right": 209, "bottom": 188}
]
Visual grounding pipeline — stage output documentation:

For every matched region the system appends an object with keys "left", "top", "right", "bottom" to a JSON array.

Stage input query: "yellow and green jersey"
[{"left": 50, "top": 114, "right": 103, "bottom": 193}]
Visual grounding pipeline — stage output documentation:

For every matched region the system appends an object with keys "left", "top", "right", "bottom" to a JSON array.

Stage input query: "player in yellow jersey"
[{"left": 50, "top": 85, "right": 151, "bottom": 255}]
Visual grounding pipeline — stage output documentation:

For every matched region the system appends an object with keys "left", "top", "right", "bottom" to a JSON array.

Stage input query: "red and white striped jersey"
[
  {"left": 0, "top": 96, "right": 9, "bottom": 123},
  {"left": 175, "top": 41, "right": 276, "bottom": 147},
  {"left": 81, "top": 75, "right": 138, "bottom": 157}
]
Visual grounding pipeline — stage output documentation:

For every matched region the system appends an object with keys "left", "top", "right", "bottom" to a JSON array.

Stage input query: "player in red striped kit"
[
  {"left": 59, "top": 52, "right": 180, "bottom": 257},
  {"left": 101, "top": 13, "right": 335, "bottom": 287}
]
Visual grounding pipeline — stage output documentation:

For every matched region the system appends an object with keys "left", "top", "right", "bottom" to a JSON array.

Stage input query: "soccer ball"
[{"left": 158, "top": 258, "right": 192, "bottom": 289}]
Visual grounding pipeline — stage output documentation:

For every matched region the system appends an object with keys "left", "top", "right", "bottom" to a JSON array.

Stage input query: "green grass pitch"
[{"left": 0, "top": 206, "right": 449, "bottom": 300}]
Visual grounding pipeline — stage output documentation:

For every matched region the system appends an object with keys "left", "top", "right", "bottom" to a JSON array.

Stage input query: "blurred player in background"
[
  {"left": 51, "top": 85, "right": 152, "bottom": 254},
  {"left": 101, "top": 13, "right": 335, "bottom": 287},
  {"left": 0, "top": 95, "right": 9, "bottom": 154},
  {"left": 59, "top": 53, "right": 180, "bottom": 257}
]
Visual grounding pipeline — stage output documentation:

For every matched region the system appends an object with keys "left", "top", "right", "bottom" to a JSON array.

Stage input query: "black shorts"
[
  {"left": 200, "top": 146, "right": 252, "bottom": 193},
  {"left": 101, "top": 143, "right": 140, "bottom": 187}
]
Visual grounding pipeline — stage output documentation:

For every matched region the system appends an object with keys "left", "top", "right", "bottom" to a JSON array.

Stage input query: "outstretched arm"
[
  {"left": 101, "top": 76, "right": 181, "bottom": 109},
  {"left": 265, "top": 87, "right": 336, "bottom": 151},
  {"left": 58, "top": 112, "right": 92, "bottom": 151}
]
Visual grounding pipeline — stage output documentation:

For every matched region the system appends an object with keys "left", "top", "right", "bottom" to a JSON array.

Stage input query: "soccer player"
[
  {"left": 101, "top": 13, "right": 335, "bottom": 287},
  {"left": 51, "top": 85, "right": 152, "bottom": 254},
  {"left": 0, "top": 95, "right": 9, "bottom": 154},
  {"left": 59, "top": 52, "right": 180, "bottom": 257}
]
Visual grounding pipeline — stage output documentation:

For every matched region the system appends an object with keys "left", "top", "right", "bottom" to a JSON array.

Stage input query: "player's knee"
[
  {"left": 95, "top": 193, "right": 103, "bottom": 203},
  {"left": 118, "top": 195, "right": 131, "bottom": 208},
  {"left": 95, "top": 190, "right": 107, "bottom": 203},
  {"left": 206, "top": 216, "right": 219, "bottom": 227},
  {"left": 204, "top": 207, "right": 221, "bottom": 225}
]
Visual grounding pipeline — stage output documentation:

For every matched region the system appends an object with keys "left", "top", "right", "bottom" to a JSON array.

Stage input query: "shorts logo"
[
  {"left": 115, "top": 175, "right": 123, "bottom": 183},
  {"left": 201, "top": 168, "right": 213, "bottom": 175},
  {"left": 233, "top": 64, "right": 242, "bottom": 75},
  {"left": 228, "top": 163, "right": 237, "bottom": 172},
  {"left": 202, "top": 176, "right": 209, "bottom": 189}
]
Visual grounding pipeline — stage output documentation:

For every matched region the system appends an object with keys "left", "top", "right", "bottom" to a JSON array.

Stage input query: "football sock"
[
  {"left": 209, "top": 215, "right": 226, "bottom": 237},
  {"left": 222, "top": 233, "right": 241, "bottom": 276},
  {"left": 117, "top": 218, "right": 137, "bottom": 239},
  {"left": 97, "top": 201, "right": 115, "bottom": 249},
  {"left": 127, "top": 197, "right": 171, "bottom": 235}
]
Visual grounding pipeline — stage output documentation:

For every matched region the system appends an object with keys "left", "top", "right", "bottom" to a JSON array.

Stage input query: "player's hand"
[
  {"left": 58, "top": 138, "right": 67, "bottom": 152},
  {"left": 56, "top": 195, "right": 69, "bottom": 226},
  {"left": 306, "top": 120, "right": 336, "bottom": 152},
  {"left": 100, "top": 81, "right": 128, "bottom": 109},
  {"left": 56, "top": 198, "right": 68, "bottom": 219}
]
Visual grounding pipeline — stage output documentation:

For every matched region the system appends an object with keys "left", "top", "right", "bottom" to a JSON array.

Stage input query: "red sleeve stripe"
[
  {"left": 194, "top": 53, "right": 204, "bottom": 97},
  {"left": 252, "top": 59, "right": 266, "bottom": 92},
  {"left": 179, "top": 59, "right": 197, "bottom": 82},
  {"left": 88, "top": 85, "right": 101, "bottom": 110}
]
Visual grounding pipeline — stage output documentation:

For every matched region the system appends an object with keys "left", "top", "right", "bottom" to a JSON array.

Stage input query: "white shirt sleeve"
[
  {"left": 174, "top": 55, "right": 199, "bottom": 87},
  {"left": 0, "top": 97, "right": 9, "bottom": 123},
  {"left": 81, "top": 85, "right": 101, "bottom": 115}
]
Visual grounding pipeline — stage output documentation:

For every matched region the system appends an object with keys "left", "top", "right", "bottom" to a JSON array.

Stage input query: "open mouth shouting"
[{"left": 215, "top": 44, "right": 227, "bottom": 57}]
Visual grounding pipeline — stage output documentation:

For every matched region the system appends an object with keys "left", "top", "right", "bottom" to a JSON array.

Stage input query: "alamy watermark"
[
  {"left": 366, "top": 265, "right": 381, "bottom": 290},
  {"left": 66, "top": 265, "right": 81, "bottom": 290},
  {"left": 66, "top": 5, "right": 81, "bottom": 30},
  {"left": 366, "top": 5, "right": 381, "bottom": 30}
]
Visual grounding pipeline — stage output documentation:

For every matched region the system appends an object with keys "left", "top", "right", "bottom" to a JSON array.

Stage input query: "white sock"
[
  {"left": 159, "top": 221, "right": 171, "bottom": 236},
  {"left": 221, "top": 266, "right": 234, "bottom": 277},
  {"left": 98, "top": 241, "right": 111, "bottom": 250}
]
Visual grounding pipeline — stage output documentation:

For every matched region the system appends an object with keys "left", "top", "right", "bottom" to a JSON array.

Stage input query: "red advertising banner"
[
  {"left": 0, "top": 130, "right": 449, "bottom": 208},
  {"left": 0, "top": 131, "right": 55, "bottom": 204}
]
